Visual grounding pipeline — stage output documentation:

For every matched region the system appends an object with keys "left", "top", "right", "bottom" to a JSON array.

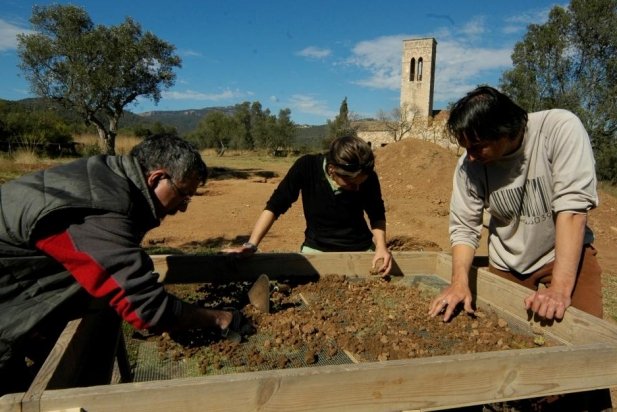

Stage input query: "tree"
[
  {"left": 325, "top": 97, "right": 358, "bottom": 148},
  {"left": 272, "top": 108, "right": 297, "bottom": 151},
  {"left": 377, "top": 103, "right": 418, "bottom": 142},
  {"left": 0, "top": 100, "right": 72, "bottom": 152},
  {"left": 132, "top": 122, "right": 177, "bottom": 139},
  {"left": 232, "top": 102, "right": 254, "bottom": 150},
  {"left": 250, "top": 101, "right": 273, "bottom": 149},
  {"left": 500, "top": 0, "right": 617, "bottom": 182},
  {"left": 17, "top": 4, "right": 181, "bottom": 154},
  {"left": 189, "top": 111, "right": 236, "bottom": 155}
]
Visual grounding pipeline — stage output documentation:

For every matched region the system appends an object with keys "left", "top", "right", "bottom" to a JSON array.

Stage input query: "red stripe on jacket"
[{"left": 35, "top": 231, "right": 149, "bottom": 329}]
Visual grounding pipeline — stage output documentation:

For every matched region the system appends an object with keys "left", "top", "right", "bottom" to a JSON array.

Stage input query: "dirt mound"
[
  {"left": 372, "top": 138, "right": 460, "bottom": 251},
  {"left": 375, "top": 137, "right": 458, "bottom": 204}
]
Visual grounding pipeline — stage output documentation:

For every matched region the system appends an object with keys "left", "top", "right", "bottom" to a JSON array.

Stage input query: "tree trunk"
[
  {"left": 96, "top": 127, "right": 116, "bottom": 156},
  {"left": 104, "top": 131, "right": 116, "bottom": 156}
]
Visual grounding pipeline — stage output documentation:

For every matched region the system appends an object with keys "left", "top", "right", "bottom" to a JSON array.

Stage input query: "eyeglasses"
[{"left": 164, "top": 176, "right": 192, "bottom": 203}]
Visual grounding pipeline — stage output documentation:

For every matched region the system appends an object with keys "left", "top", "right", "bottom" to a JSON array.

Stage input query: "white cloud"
[
  {"left": 162, "top": 88, "right": 243, "bottom": 101},
  {"left": 460, "top": 16, "right": 486, "bottom": 37},
  {"left": 502, "top": 25, "right": 523, "bottom": 35},
  {"left": 288, "top": 94, "right": 335, "bottom": 118},
  {"left": 433, "top": 39, "right": 512, "bottom": 104},
  {"left": 342, "top": 18, "right": 515, "bottom": 106},
  {"left": 180, "top": 49, "right": 202, "bottom": 57},
  {"left": 347, "top": 34, "right": 408, "bottom": 90},
  {"left": 0, "top": 19, "right": 34, "bottom": 52},
  {"left": 502, "top": 4, "right": 556, "bottom": 35},
  {"left": 296, "top": 46, "right": 331, "bottom": 59}
]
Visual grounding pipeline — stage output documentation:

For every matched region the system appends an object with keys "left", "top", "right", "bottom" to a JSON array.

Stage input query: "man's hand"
[
  {"left": 428, "top": 283, "right": 474, "bottom": 322},
  {"left": 524, "top": 286, "right": 571, "bottom": 320}
]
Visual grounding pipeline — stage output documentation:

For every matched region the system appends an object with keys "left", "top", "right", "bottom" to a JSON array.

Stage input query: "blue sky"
[{"left": 1, "top": 0, "right": 565, "bottom": 125}]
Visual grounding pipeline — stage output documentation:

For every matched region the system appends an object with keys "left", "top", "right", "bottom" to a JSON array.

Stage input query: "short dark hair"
[
  {"left": 130, "top": 134, "right": 208, "bottom": 184},
  {"left": 447, "top": 86, "right": 528, "bottom": 147},
  {"left": 327, "top": 135, "right": 374, "bottom": 173}
]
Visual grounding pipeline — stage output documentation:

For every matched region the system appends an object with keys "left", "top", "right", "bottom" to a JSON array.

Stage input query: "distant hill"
[
  {"left": 132, "top": 106, "right": 237, "bottom": 135},
  {"left": 7, "top": 98, "right": 237, "bottom": 136},
  {"left": 2, "top": 97, "right": 327, "bottom": 149}
]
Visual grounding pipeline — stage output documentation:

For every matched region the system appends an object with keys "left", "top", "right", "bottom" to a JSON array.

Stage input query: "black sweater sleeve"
[{"left": 265, "top": 154, "right": 312, "bottom": 218}]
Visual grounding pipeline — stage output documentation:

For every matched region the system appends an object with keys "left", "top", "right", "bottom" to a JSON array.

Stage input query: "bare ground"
[
  {"left": 143, "top": 138, "right": 617, "bottom": 294},
  {"left": 140, "top": 137, "right": 617, "bottom": 403}
]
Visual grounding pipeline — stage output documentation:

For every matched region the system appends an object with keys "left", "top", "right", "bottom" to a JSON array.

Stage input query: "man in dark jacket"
[{"left": 0, "top": 134, "right": 235, "bottom": 395}]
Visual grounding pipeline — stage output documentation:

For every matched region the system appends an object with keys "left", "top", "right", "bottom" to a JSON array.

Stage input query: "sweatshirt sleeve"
[
  {"left": 449, "top": 157, "right": 485, "bottom": 249},
  {"left": 544, "top": 110, "right": 598, "bottom": 213},
  {"left": 35, "top": 212, "right": 182, "bottom": 331}
]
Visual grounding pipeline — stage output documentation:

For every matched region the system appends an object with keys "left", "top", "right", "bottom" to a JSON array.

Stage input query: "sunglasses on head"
[{"left": 334, "top": 161, "right": 374, "bottom": 173}]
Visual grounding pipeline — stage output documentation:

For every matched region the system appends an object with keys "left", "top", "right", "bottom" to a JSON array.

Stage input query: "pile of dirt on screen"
[{"left": 124, "top": 275, "right": 555, "bottom": 381}]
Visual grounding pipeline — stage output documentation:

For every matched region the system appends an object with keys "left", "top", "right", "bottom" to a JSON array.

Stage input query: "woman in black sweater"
[{"left": 224, "top": 135, "right": 392, "bottom": 275}]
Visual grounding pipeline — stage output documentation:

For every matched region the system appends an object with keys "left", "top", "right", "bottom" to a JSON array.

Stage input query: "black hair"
[{"left": 447, "top": 86, "right": 528, "bottom": 147}]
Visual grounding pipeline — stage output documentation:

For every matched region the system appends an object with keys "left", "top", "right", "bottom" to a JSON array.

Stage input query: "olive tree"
[{"left": 17, "top": 4, "right": 181, "bottom": 154}]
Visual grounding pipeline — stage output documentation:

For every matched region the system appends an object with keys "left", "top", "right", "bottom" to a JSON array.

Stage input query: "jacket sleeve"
[{"left": 34, "top": 212, "right": 182, "bottom": 330}]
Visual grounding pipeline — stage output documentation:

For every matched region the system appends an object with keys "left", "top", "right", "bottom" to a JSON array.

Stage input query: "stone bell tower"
[{"left": 400, "top": 38, "right": 437, "bottom": 118}]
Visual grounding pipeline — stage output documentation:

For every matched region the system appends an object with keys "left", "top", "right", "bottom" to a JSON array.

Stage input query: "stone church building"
[{"left": 357, "top": 37, "right": 453, "bottom": 150}]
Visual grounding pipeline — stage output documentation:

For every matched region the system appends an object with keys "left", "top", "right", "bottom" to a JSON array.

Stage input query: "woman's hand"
[
  {"left": 372, "top": 248, "right": 393, "bottom": 276},
  {"left": 221, "top": 242, "right": 258, "bottom": 256}
]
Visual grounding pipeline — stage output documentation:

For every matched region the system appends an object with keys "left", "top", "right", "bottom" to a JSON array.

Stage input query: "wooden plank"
[
  {"left": 19, "top": 309, "right": 126, "bottom": 412},
  {"left": 434, "top": 253, "right": 453, "bottom": 280},
  {"left": 3, "top": 251, "right": 616, "bottom": 412},
  {"left": 151, "top": 251, "right": 439, "bottom": 283},
  {"left": 34, "top": 343, "right": 617, "bottom": 412},
  {"left": 49, "top": 409, "right": 84, "bottom": 412},
  {"left": 46, "top": 309, "right": 121, "bottom": 389},
  {"left": 432, "top": 253, "right": 617, "bottom": 345},
  {"left": 21, "top": 319, "right": 82, "bottom": 412},
  {"left": 473, "top": 267, "right": 617, "bottom": 345},
  {"left": 0, "top": 393, "right": 26, "bottom": 412}
]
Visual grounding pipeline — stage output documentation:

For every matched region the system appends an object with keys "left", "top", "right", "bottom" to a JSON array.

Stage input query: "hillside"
[
  {"left": 135, "top": 106, "right": 237, "bottom": 135},
  {"left": 3, "top": 98, "right": 327, "bottom": 147}
]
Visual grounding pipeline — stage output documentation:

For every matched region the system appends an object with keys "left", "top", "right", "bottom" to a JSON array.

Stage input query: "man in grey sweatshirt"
[{"left": 428, "top": 86, "right": 610, "bottom": 411}]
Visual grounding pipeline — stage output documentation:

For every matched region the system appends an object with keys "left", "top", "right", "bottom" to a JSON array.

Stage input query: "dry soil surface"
[
  {"left": 151, "top": 275, "right": 552, "bottom": 374},
  {"left": 143, "top": 137, "right": 617, "bottom": 281}
]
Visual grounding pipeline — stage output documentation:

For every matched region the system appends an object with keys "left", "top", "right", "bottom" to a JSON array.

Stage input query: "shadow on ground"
[{"left": 208, "top": 166, "right": 278, "bottom": 181}]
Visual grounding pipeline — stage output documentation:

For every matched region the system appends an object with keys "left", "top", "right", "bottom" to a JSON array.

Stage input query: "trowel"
[{"left": 248, "top": 274, "right": 270, "bottom": 314}]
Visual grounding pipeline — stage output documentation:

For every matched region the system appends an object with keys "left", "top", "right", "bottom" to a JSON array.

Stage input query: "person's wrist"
[{"left": 242, "top": 241, "right": 258, "bottom": 251}]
